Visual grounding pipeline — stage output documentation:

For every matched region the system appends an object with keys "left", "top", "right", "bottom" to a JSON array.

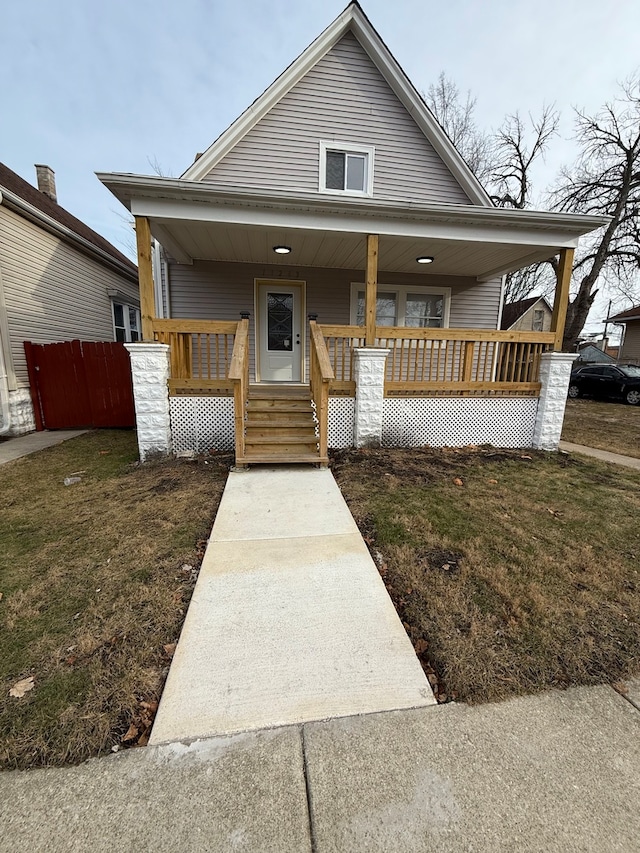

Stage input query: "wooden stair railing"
[
  {"left": 309, "top": 320, "right": 334, "bottom": 464},
  {"left": 228, "top": 318, "right": 250, "bottom": 464}
]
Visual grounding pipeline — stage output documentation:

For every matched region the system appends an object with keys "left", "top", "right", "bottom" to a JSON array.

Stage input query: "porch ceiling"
[
  {"left": 97, "top": 173, "right": 610, "bottom": 281},
  {"left": 150, "top": 218, "right": 564, "bottom": 280}
]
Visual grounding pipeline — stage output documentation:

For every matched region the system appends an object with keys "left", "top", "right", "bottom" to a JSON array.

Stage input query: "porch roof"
[{"left": 98, "top": 173, "right": 609, "bottom": 281}]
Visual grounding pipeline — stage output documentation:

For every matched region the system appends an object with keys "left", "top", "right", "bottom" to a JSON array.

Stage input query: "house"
[
  {"left": 501, "top": 296, "right": 553, "bottom": 333},
  {"left": 575, "top": 342, "right": 615, "bottom": 365},
  {"left": 609, "top": 305, "right": 640, "bottom": 364},
  {"left": 98, "top": 2, "right": 607, "bottom": 464},
  {"left": 0, "top": 163, "right": 139, "bottom": 436}
]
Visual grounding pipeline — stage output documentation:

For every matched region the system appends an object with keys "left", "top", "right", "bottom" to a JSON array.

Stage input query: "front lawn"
[
  {"left": 0, "top": 431, "right": 229, "bottom": 770},
  {"left": 562, "top": 398, "right": 640, "bottom": 458},
  {"left": 332, "top": 446, "right": 640, "bottom": 705}
]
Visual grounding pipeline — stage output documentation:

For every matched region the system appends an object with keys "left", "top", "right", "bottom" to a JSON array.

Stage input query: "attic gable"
[{"left": 183, "top": 4, "right": 490, "bottom": 207}]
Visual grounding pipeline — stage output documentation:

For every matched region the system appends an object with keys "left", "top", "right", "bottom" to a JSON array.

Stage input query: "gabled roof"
[
  {"left": 500, "top": 295, "right": 552, "bottom": 330},
  {"left": 609, "top": 305, "right": 640, "bottom": 323},
  {"left": 0, "top": 162, "right": 137, "bottom": 281},
  {"left": 180, "top": 2, "right": 492, "bottom": 207}
]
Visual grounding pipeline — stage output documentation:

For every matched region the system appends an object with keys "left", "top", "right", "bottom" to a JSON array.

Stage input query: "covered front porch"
[{"left": 98, "top": 175, "right": 605, "bottom": 463}]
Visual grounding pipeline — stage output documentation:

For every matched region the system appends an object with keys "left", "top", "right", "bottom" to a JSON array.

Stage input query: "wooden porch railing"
[
  {"left": 152, "top": 319, "right": 239, "bottom": 394},
  {"left": 317, "top": 325, "right": 554, "bottom": 396},
  {"left": 309, "top": 320, "right": 334, "bottom": 462},
  {"left": 316, "top": 325, "right": 365, "bottom": 395},
  {"left": 228, "top": 318, "right": 250, "bottom": 463}
]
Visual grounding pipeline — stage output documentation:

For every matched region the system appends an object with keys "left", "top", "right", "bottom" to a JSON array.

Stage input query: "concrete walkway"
[
  {"left": 2, "top": 682, "right": 639, "bottom": 852},
  {"left": 0, "top": 430, "right": 87, "bottom": 465},
  {"left": 559, "top": 440, "right": 640, "bottom": 471},
  {"left": 150, "top": 466, "right": 435, "bottom": 745}
]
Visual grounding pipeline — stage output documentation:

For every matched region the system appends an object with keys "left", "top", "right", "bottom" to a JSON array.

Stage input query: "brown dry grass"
[
  {"left": 0, "top": 431, "right": 229, "bottom": 769},
  {"left": 562, "top": 398, "right": 640, "bottom": 458},
  {"left": 332, "top": 446, "right": 640, "bottom": 705}
]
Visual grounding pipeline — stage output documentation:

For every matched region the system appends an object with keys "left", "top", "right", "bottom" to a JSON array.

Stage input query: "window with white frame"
[
  {"left": 112, "top": 301, "right": 141, "bottom": 342},
  {"left": 319, "top": 142, "right": 374, "bottom": 196},
  {"left": 350, "top": 284, "right": 450, "bottom": 329}
]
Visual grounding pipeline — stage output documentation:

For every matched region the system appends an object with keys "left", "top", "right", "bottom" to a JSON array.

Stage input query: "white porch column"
[
  {"left": 532, "top": 352, "right": 577, "bottom": 451},
  {"left": 125, "top": 342, "right": 172, "bottom": 460},
  {"left": 353, "top": 347, "right": 389, "bottom": 447}
]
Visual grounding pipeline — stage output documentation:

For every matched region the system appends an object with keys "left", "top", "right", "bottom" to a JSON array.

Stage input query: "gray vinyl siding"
[
  {"left": 168, "top": 259, "right": 501, "bottom": 379},
  {"left": 204, "top": 32, "right": 471, "bottom": 205},
  {"left": 0, "top": 205, "right": 139, "bottom": 388},
  {"left": 621, "top": 323, "right": 640, "bottom": 363}
]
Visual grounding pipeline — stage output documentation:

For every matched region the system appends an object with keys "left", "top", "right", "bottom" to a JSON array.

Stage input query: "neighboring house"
[
  {"left": 609, "top": 305, "right": 640, "bottom": 364},
  {"left": 575, "top": 342, "right": 615, "bottom": 365},
  {"left": 98, "top": 2, "right": 606, "bottom": 464},
  {"left": 501, "top": 296, "right": 553, "bottom": 333},
  {"left": 0, "top": 163, "right": 139, "bottom": 435}
]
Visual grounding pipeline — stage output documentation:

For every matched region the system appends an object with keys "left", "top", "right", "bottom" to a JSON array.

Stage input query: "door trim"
[{"left": 254, "top": 279, "right": 306, "bottom": 383}]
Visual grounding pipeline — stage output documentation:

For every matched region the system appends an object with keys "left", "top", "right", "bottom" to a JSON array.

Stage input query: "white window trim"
[
  {"left": 319, "top": 141, "right": 375, "bottom": 197},
  {"left": 349, "top": 283, "right": 451, "bottom": 329},
  {"left": 111, "top": 300, "right": 141, "bottom": 343}
]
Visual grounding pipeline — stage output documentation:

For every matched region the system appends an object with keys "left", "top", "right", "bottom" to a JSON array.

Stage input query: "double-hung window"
[
  {"left": 112, "top": 301, "right": 141, "bottom": 342},
  {"left": 351, "top": 284, "right": 450, "bottom": 329},
  {"left": 319, "top": 142, "right": 374, "bottom": 196}
]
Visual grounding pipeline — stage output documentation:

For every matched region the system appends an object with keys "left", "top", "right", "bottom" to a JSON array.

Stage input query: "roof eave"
[{"left": 96, "top": 172, "right": 609, "bottom": 242}]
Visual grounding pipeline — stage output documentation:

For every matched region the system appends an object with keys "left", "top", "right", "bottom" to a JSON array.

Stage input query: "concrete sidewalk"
[
  {"left": 1, "top": 683, "right": 639, "bottom": 852},
  {"left": 0, "top": 430, "right": 87, "bottom": 465},
  {"left": 150, "top": 466, "right": 435, "bottom": 745},
  {"left": 559, "top": 440, "right": 640, "bottom": 471}
]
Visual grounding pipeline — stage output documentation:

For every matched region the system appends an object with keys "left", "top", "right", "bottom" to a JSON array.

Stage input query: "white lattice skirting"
[
  {"left": 328, "top": 397, "right": 355, "bottom": 449},
  {"left": 169, "top": 395, "right": 538, "bottom": 454},
  {"left": 382, "top": 398, "right": 539, "bottom": 448},
  {"left": 170, "top": 397, "right": 235, "bottom": 453}
]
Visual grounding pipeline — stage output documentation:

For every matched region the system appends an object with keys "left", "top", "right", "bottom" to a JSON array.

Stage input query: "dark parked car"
[{"left": 568, "top": 364, "right": 640, "bottom": 405}]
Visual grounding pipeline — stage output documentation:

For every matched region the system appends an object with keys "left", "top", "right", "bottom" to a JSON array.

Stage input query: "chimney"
[{"left": 35, "top": 165, "right": 57, "bottom": 202}]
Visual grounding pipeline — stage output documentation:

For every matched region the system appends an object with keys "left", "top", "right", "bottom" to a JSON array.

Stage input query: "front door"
[{"left": 256, "top": 281, "right": 304, "bottom": 382}]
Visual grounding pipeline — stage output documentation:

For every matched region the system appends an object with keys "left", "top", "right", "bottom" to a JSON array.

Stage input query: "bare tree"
[
  {"left": 489, "top": 108, "right": 559, "bottom": 209},
  {"left": 425, "top": 73, "right": 495, "bottom": 184},
  {"left": 425, "top": 75, "right": 560, "bottom": 304},
  {"left": 552, "top": 75, "right": 640, "bottom": 349},
  {"left": 489, "top": 108, "right": 560, "bottom": 304}
]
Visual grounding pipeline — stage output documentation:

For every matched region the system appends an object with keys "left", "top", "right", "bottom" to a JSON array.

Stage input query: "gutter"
[
  {"left": 96, "top": 172, "right": 610, "bottom": 237},
  {"left": 0, "top": 186, "right": 138, "bottom": 283}
]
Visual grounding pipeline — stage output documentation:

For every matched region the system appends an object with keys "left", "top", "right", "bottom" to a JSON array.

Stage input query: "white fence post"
[
  {"left": 353, "top": 347, "right": 389, "bottom": 447},
  {"left": 125, "top": 342, "right": 172, "bottom": 460},
  {"left": 533, "top": 352, "right": 577, "bottom": 451}
]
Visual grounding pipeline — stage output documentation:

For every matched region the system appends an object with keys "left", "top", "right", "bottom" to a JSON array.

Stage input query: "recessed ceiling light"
[
  {"left": 273, "top": 245, "right": 291, "bottom": 254},
  {"left": 416, "top": 256, "right": 434, "bottom": 264}
]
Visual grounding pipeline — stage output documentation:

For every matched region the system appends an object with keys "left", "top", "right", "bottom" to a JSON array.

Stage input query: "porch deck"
[{"left": 152, "top": 317, "right": 554, "bottom": 465}]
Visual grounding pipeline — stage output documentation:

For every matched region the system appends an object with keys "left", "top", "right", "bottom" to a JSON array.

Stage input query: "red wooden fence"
[{"left": 24, "top": 340, "right": 135, "bottom": 430}]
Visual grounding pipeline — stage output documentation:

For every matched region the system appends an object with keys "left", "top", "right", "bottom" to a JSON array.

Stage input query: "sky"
[{"left": 2, "top": 0, "right": 639, "bottom": 335}]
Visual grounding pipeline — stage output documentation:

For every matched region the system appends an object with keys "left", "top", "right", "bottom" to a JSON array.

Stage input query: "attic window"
[
  {"left": 533, "top": 309, "right": 544, "bottom": 331},
  {"left": 319, "top": 142, "right": 374, "bottom": 196}
]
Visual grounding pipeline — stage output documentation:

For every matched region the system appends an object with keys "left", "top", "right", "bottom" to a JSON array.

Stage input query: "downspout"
[
  {"left": 152, "top": 238, "right": 164, "bottom": 319},
  {"left": 0, "top": 337, "right": 11, "bottom": 435},
  {"left": 0, "top": 190, "right": 12, "bottom": 434}
]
